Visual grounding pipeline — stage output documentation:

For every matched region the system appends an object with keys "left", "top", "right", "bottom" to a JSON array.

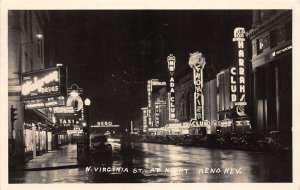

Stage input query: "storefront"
[
  {"left": 247, "top": 10, "right": 292, "bottom": 146},
  {"left": 21, "top": 66, "right": 67, "bottom": 160}
]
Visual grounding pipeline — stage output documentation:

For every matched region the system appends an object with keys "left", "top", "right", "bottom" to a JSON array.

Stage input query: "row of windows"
[
  {"left": 254, "top": 20, "right": 292, "bottom": 55},
  {"left": 22, "top": 11, "right": 44, "bottom": 69}
]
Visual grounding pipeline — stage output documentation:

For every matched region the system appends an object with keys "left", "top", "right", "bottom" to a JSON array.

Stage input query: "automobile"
[
  {"left": 90, "top": 134, "right": 112, "bottom": 156},
  {"left": 225, "top": 133, "right": 239, "bottom": 149},
  {"left": 239, "top": 132, "right": 257, "bottom": 150}
]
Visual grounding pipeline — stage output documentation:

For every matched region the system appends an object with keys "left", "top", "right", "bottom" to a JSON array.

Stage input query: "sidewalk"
[{"left": 24, "top": 144, "right": 80, "bottom": 171}]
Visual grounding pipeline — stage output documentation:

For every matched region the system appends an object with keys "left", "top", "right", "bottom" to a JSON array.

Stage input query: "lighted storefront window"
[
  {"left": 24, "top": 129, "right": 33, "bottom": 152},
  {"left": 40, "top": 130, "right": 46, "bottom": 151}
]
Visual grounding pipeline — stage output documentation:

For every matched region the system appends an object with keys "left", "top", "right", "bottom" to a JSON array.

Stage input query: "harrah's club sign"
[{"left": 231, "top": 27, "right": 247, "bottom": 116}]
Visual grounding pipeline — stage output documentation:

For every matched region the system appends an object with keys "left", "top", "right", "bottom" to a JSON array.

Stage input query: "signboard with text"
[
  {"left": 91, "top": 121, "right": 119, "bottom": 128},
  {"left": 232, "top": 27, "right": 247, "bottom": 116},
  {"left": 24, "top": 96, "right": 65, "bottom": 109},
  {"left": 21, "top": 67, "right": 67, "bottom": 101}
]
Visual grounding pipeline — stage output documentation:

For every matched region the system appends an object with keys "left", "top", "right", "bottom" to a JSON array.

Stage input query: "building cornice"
[{"left": 246, "top": 10, "right": 291, "bottom": 39}]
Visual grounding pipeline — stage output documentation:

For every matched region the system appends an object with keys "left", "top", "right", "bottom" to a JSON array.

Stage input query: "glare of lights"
[
  {"left": 167, "top": 54, "right": 176, "bottom": 73},
  {"left": 70, "top": 91, "right": 79, "bottom": 98},
  {"left": 84, "top": 98, "right": 91, "bottom": 106},
  {"left": 36, "top": 34, "right": 43, "bottom": 39}
]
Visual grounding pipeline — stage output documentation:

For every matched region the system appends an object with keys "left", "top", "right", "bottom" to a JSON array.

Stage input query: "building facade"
[
  {"left": 247, "top": 10, "right": 292, "bottom": 145},
  {"left": 8, "top": 11, "right": 55, "bottom": 164}
]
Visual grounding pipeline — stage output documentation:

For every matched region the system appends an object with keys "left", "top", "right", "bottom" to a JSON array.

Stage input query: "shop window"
[{"left": 285, "top": 20, "right": 292, "bottom": 41}]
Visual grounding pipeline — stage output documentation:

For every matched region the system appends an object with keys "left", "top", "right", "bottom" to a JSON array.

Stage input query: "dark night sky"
[{"left": 45, "top": 10, "right": 253, "bottom": 128}]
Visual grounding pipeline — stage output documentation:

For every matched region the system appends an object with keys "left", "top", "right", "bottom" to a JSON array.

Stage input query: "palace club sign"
[{"left": 188, "top": 52, "right": 206, "bottom": 121}]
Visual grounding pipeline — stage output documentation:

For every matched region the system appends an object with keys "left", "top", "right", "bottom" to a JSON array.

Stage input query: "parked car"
[
  {"left": 266, "top": 131, "right": 283, "bottom": 152},
  {"left": 239, "top": 132, "right": 257, "bottom": 150},
  {"left": 90, "top": 134, "right": 112, "bottom": 157}
]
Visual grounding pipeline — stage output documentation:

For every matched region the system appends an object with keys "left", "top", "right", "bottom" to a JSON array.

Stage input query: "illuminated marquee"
[
  {"left": 21, "top": 67, "right": 67, "bottom": 101},
  {"left": 167, "top": 54, "right": 176, "bottom": 120},
  {"left": 91, "top": 121, "right": 119, "bottom": 128},
  {"left": 190, "top": 119, "right": 210, "bottom": 127},
  {"left": 230, "top": 67, "right": 237, "bottom": 102},
  {"left": 24, "top": 96, "right": 65, "bottom": 109},
  {"left": 141, "top": 107, "right": 148, "bottom": 131},
  {"left": 59, "top": 118, "right": 79, "bottom": 125},
  {"left": 188, "top": 52, "right": 206, "bottom": 121},
  {"left": 147, "top": 79, "right": 167, "bottom": 127},
  {"left": 232, "top": 27, "right": 247, "bottom": 104},
  {"left": 147, "top": 80, "right": 152, "bottom": 126},
  {"left": 53, "top": 106, "right": 75, "bottom": 114},
  {"left": 155, "top": 104, "right": 160, "bottom": 127},
  {"left": 232, "top": 27, "right": 247, "bottom": 116}
]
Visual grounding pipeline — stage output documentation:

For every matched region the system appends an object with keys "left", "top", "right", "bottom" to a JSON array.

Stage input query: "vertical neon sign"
[
  {"left": 232, "top": 27, "right": 247, "bottom": 116},
  {"left": 188, "top": 52, "right": 206, "bottom": 121},
  {"left": 167, "top": 54, "right": 176, "bottom": 120}
]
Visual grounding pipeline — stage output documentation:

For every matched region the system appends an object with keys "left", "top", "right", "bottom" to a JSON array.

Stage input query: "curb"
[{"left": 22, "top": 164, "right": 84, "bottom": 171}]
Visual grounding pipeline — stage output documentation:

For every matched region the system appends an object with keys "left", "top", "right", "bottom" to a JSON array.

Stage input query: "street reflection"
[{"left": 9, "top": 139, "right": 292, "bottom": 183}]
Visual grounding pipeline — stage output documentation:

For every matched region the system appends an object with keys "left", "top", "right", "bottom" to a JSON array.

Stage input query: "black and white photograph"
[{"left": 1, "top": 1, "right": 299, "bottom": 188}]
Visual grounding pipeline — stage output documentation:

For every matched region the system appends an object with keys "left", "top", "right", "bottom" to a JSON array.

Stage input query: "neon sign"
[
  {"left": 91, "top": 121, "right": 119, "bottom": 127},
  {"left": 167, "top": 54, "right": 176, "bottom": 120},
  {"left": 21, "top": 67, "right": 67, "bottom": 101},
  {"left": 24, "top": 97, "right": 65, "bottom": 109},
  {"left": 155, "top": 104, "right": 160, "bottom": 127},
  {"left": 232, "top": 27, "right": 247, "bottom": 116},
  {"left": 141, "top": 107, "right": 148, "bottom": 131},
  {"left": 22, "top": 71, "right": 59, "bottom": 96},
  {"left": 147, "top": 79, "right": 167, "bottom": 127},
  {"left": 188, "top": 52, "right": 206, "bottom": 121}
]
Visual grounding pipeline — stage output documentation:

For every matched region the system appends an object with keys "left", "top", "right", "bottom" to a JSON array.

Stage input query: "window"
[
  {"left": 270, "top": 27, "right": 285, "bottom": 48},
  {"left": 285, "top": 20, "right": 292, "bottom": 41},
  {"left": 38, "top": 40, "right": 41, "bottom": 58},
  {"left": 252, "top": 41, "right": 257, "bottom": 55},
  {"left": 29, "top": 11, "right": 33, "bottom": 41},
  {"left": 23, "top": 11, "right": 28, "bottom": 33},
  {"left": 270, "top": 29, "right": 277, "bottom": 48},
  {"left": 256, "top": 39, "right": 263, "bottom": 54}
]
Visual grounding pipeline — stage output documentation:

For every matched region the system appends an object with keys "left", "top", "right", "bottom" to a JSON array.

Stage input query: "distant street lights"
[{"left": 84, "top": 98, "right": 91, "bottom": 160}]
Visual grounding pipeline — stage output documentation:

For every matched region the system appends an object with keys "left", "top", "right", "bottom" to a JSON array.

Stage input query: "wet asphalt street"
[{"left": 9, "top": 138, "right": 292, "bottom": 183}]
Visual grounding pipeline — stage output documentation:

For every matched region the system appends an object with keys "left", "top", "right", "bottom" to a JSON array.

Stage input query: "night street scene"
[{"left": 7, "top": 10, "right": 292, "bottom": 183}]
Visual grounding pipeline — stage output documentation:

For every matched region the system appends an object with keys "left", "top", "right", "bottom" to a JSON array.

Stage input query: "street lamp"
[
  {"left": 84, "top": 98, "right": 91, "bottom": 160},
  {"left": 84, "top": 98, "right": 91, "bottom": 106},
  {"left": 36, "top": 33, "right": 43, "bottom": 39}
]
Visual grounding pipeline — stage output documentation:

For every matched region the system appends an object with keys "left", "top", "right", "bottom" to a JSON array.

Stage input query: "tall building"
[
  {"left": 247, "top": 10, "right": 292, "bottom": 145},
  {"left": 8, "top": 11, "right": 53, "bottom": 164}
]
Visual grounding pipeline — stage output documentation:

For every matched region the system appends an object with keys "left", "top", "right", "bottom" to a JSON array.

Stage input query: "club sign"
[{"left": 232, "top": 27, "right": 247, "bottom": 116}]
